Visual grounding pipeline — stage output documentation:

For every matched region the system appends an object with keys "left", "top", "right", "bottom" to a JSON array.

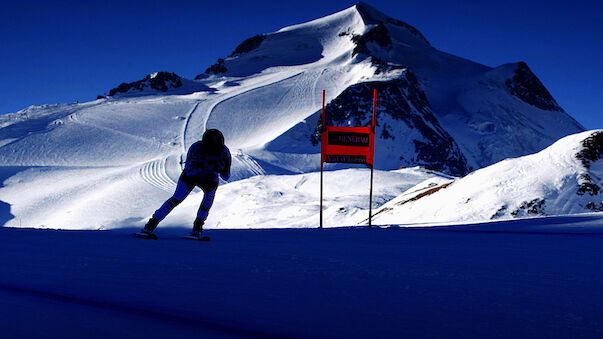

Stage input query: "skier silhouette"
[{"left": 141, "top": 129, "right": 231, "bottom": 238}]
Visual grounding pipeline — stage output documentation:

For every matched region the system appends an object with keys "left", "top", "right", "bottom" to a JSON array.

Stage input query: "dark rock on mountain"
[
  {"left": 370, "top": 57, "right": 406, "bottom": 75},
  {"left": 230, "top": 35, "right": 266, "bottom": 56},
  {"left": 108, "top": 72, "right": 183, "bottom": 96},
  {"left": 197, "top": 35, "right": 266, "bottom": 78},
  {"left": 577, "top": 174, "right": 600, "bottom": 196},
  {"left": 355, "top": 2, "right": 430, "bottom": 45},
  {"left": 576, "top": 131, "right": 603, "bottom": 199},
  {"left": 505, "top": 62, "right": 562, "bottom": 111},
  {"left": 202, "top": 58, "right": 228, "bottom": 76},
  {"left": 511, "top": 198, "right": 546, "bottom": 217},
  {"left": 352, "top": 22, "right": 392, "bottom": 57},
  {"left": 576, "top": 130, "right": 603, "bottom": 168}
]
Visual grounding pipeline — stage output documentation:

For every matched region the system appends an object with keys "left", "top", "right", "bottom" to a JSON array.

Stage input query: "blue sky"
[{"left": 1, "top": 0, "right": 601, "bottom": 128}]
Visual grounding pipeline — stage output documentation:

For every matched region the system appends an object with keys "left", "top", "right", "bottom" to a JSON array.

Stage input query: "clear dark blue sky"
[{"left": 1, "top": 0, "right": 601, "bottom": 128}]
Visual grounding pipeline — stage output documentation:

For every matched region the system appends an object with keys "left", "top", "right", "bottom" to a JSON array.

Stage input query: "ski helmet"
[{"left": 202, "top": 129, "right": 225, "bottom": 155}]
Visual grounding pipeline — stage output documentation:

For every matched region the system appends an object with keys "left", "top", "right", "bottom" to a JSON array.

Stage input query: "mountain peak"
[
  {"left": 353, "top": 2, "right": 430, "bottom": 46},
  {"left": 354, "top": 2, "right": 388, "bottom": 24}
]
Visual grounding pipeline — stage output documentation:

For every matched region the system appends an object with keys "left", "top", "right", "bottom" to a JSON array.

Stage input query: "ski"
[
  {"left": 184, "top": 235, "right": 211, "bottom": 241},
  {"left": 134, "top": 232, "right": 158, "bottom": 240}
]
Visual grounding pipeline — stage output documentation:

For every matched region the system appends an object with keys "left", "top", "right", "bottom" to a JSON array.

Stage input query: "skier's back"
[{"left": 140, "top": 129, "right": 231, "bottom": 238}]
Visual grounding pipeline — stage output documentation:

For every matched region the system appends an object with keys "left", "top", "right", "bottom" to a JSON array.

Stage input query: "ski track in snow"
[
  {"left": 67, "top": 110, "right": 163, "bottom": 146},
  {"left": 202, "top": 70, "right": 306, "bottom": 148},
  {"left": 138, "top": 158, "right": 176, "bottom": 193},
  {"left": 181, "top": 100, "right": 201, "bottom": 157},
  {"left": 233, "top": 152, "right": 266, "bottom": 177}
]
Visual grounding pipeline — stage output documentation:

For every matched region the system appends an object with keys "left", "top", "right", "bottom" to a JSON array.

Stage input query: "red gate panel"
[{"left": 321, "top": 126, "right": 374, "bottom": 165}]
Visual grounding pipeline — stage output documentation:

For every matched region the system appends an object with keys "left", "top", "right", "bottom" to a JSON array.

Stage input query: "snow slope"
[
  {"left": 2, "top": 217, "right": 603, "bottom": 337},
  {"left": 0, "top": 165, "right": 444, "bottom": 229},
  {"left": 0, "top": 3, "right": 586, "bottom": 229},
  {"left": 372, "top": 130, "right": 603, "bottom": 225},
  {"left": 163, "top": 168, "right": 448, "bottom": 229}
]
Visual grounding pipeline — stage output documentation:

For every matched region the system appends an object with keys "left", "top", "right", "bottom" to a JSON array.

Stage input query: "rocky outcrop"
[
  {"left": 352, "top": 22, "right": 392, "bottom": 57},
  {"left": 355, "top": 2, "right": 430, "bottom": 45},
  {"left": 201, "top": 58, "right": 228, "bottom": 77},
  {"left": 198, "top": 35, "right": 267, "bottom": 78},
  {"left": 576, "top": 131, "right": 603, "bottom": 202},
  {"left": 230, "top": 34, "right": 266, "bottom": 56},
  {"left": 505, "top": 62, "right": 562, "bottom": 111},
  {"left": 108, "top": 72, "right": 183, "bottom": 96},
  {"left": 576, "top": 130, "right": 603, "bottom": 168}
]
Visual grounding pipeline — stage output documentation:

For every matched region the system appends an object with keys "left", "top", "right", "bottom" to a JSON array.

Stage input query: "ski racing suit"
[{"left": 153, "top": 141, "right": 231, "bottom": 223}]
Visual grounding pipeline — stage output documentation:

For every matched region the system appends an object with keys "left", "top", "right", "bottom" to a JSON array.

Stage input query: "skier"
[{"left": 139, "top": 129, "right": 231, "bottom": 239}]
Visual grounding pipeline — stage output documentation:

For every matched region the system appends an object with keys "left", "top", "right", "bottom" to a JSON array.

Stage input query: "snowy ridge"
[{"left": 372, "top": 130, "right": 603, "bottom": 225}]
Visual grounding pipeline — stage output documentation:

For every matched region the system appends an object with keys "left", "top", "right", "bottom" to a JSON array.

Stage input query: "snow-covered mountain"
[
  {"left": 0, "top": 3, "right": 588, "bottom": 228},
  {"left": 98, "top": 2, "right": 583, "bottom": 175},
  {"left": 371, "top": 130, "right": 603, "bottom": 225}
]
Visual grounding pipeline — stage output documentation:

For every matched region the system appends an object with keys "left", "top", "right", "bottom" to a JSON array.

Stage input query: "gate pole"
[
  {"left": 369, "top": 163, "right": 374, "bottom": 228},
  {"left": 320, "top": 90, "right": 325, "bottom": 229},
  {"left": 369, "top": 89, "right": 377, "bottom": 227}
]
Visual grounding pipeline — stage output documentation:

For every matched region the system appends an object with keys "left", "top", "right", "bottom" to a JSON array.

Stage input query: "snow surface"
[
  {"left": 372, "top": 130, "right": 603, "bottom": 224},
  {"left": 2, "top": 216, "right": 603, "bottom": 338}
]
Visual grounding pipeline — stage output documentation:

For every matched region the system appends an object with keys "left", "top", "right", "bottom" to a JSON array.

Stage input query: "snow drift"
[{"left": 372, "top": 130, "right": 603, "bottom": 225}]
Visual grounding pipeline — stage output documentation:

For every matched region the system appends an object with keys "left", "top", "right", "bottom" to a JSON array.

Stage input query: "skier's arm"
[
  {"left": 220, "top": 147, "right": 231, "bottom": 181},
  {"left": 184, "top": 142, "right": 200, "bottom": 174}
]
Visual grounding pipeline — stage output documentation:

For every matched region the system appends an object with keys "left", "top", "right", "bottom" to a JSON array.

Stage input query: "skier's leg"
[
  {"left": 155, "top": 179, "right": 194, "bottom": 221},
  {"left": 144, "top": 177, "right": 194, "bottom": 232},
  {"left": 191, "top": 180, "right": 218, "bottom": 234},
  {"left": 196, "top": 189, "right": 215, "bottom": 220}
]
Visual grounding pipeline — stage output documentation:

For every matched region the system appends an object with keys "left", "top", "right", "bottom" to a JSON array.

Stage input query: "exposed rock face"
[
  {"left": 108, "top": 72, "right": 183, "bottom": 96},
  {"left": 576, "top": 131, "right": 603, "bottom": 202},
  {"left": 199, "top": 35, "right": 267, "bottom": 77},
  {"left": 505, "top": 62, "right": 562, "bottom": 111},
  {"left": 230, "top": 35, "right": 266, "bottom": 56},
  {"left": 313, "top": 72, "right": 470, "bottom": 176},
  {"left": 352, "top": 22, "right": 392, "bottom": 56},
  {"left": 354, "top": 2, "right": 430, "bottom": 45},
  {"left": 576, "top": 131, "right": 603, "bottom": 168},
  {"left": 511, "top": 198, "right": 546, "bottom": 217},
  {"left": 202, "top": 58, "right": 227, "bottom": 76},
  {"left": 577, "top": 174, "right": 600, "bottom": 196}
]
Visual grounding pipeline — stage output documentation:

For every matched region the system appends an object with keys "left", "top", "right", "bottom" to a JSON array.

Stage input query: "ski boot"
[
  {"left": 143, "top": 216, "right": 159, "bottom": 233},
  {"left": 185, "top": 218, "right": 210, "bottom": 241},
  {"left": 189, "top": 217, "right": 204, "bottom": 238},
  {"left": 135, "top": 216, "right": 159, "bottom": 239}
]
